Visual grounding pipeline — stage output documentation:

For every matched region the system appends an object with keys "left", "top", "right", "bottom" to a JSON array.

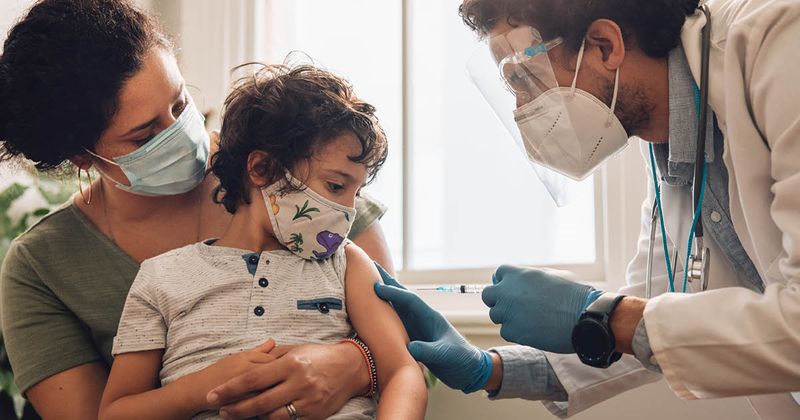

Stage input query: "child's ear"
[{"left": 246, "top": 150, "right": 272, "bottom": 187}]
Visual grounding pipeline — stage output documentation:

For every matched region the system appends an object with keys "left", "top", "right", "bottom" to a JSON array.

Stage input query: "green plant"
[
  {"left": 287, "top": 232, "right": 304, "bottom": 254},
  {"left": 292, "top": 200, "right": 320, "bottom": 221},
  {"left": 0, "top": 168, "right": 75, "bottom": 419}
]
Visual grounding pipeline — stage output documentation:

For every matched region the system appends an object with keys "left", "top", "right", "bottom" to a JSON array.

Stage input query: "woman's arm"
[
  {"left": 100, "top": 341, "right": 277, "bottom": 420},
  {"left": 25, "top": 362, "right": 109, "bottom": 419},
  {"left": 345, "top": 244, "right": 427, "bottom": 419},
  {"left": 1, "top": 240, "right": 112, "bottom": 418}
]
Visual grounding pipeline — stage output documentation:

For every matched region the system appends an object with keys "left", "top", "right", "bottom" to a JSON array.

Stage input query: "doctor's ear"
[{"left": 584, "top": 19, "right": 626, "bottom": 71}]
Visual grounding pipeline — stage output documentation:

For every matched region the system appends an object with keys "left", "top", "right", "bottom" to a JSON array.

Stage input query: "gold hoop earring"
[{"left": 77, "top": 167, "right": 93, "bottom": 205}]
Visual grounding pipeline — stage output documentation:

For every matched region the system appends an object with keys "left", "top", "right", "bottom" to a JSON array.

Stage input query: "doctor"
[{"left": 374, "top": 0, "right": 800, "bottom": 418}]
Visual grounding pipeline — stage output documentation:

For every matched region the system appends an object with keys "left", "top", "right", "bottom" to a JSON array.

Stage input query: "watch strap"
[{"left": 585, "top": 292, "right": 625, "bottom": 315}]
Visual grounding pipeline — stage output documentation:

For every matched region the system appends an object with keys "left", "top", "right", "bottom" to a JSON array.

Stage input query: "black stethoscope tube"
[{"left": 693, "top": 3, "right": 712, "bottom": 240}]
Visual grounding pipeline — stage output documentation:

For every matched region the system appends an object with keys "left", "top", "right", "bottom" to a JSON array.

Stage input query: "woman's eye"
[
  {"left": 172, "top": 99, "right": 187, "bottom": 117},
  {"left": 133, "top": 136, "right": 153, "bottom": 147}
]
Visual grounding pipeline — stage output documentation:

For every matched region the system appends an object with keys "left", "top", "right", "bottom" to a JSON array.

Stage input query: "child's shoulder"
[
  {"left": 342, "top": 242, "right": 379, "bottom": 283},
  {"left": 343, "top": 241, "right": 367, "bottom": 266},
  {"left": 139, "top": 241, "right": 205, "bottom": 274}
]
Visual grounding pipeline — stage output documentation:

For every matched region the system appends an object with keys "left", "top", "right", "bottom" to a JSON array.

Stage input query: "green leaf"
[
  {"left": 37, "top": 179, "right": 75, "bottom": 206},
  {"left": 0, "top": 370, "right": 14, "bottom": 392},
  {"left": 292, "top": 200, "right": 321, "bottom": 221},
  {"left": 9, "top": 214, "right": 30, "bottom": 239},
  {"left": 32, "top": 208, "right": 50, "bottom": 217},
  {"left": 0, "top": 183, "right": 27, "bottom": 214}
]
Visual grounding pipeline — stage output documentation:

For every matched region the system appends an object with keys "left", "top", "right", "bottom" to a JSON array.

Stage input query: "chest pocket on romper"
[{"left": 296, "top": 297, "right": 343, "bottom": 314}]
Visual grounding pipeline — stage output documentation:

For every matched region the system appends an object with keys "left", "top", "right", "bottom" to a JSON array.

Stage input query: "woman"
[{"left": 0, "top": 0, "right": 393, "bottom": 418}]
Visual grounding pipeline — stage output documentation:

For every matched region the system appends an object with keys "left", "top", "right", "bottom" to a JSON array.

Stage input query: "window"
[
  {"left": 257, "top": 0, "right": 600, "bottom": 280},
  {"left": 167, "top": 0, "right": 638, "bottom": 287}
]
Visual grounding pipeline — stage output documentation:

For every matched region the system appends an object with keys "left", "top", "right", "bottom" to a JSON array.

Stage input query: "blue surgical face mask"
[{"left": 86, "top": 98, "right": 210, "bottom": 196}]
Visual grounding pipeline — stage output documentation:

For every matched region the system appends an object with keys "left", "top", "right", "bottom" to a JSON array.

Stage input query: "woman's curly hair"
[
  {"left": 459, "top": 0, "right": 700, "bottom": 57},
  {"left": 211, "top": 64, "right": 389, "bottom": 214},
  {"left": 0, "top": 0, "right": 171, "bottom": 173}
]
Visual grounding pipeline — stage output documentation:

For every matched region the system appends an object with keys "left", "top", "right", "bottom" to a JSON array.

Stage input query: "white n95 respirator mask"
[
  {"left": 512, "top": 40, "right": 628, "bottom": 181},
  {"left": 263, "top": 173, "right": 357, "bottom": 261},
  {"left": 468, "top": 27, "right": 629, "bottom": 194}
]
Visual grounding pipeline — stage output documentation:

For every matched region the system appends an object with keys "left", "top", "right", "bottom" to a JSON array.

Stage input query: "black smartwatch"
[{"left": 571, "top": 293, "right": 626, "bottom": 368}]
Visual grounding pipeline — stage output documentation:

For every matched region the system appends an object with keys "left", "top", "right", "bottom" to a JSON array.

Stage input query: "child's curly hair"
[{"left": 211, "top": 63, "right": 388, "bottom": 213}]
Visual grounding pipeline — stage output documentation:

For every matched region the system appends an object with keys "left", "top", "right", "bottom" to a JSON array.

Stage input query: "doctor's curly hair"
[
  {"left": 210, "top": 64, "right": 388, "bottom": 213},
  {"left": 459, "top": 0, "right": 700, "bottom": 57}
]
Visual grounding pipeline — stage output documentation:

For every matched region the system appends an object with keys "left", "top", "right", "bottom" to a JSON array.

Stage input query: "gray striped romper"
[{"left": 112, "top": 239, "right": 376, "bottom": 419}]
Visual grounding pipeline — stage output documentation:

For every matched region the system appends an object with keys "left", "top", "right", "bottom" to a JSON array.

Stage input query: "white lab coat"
[{"left": 543, "top": 0, "right": 800, "bottom": 417}]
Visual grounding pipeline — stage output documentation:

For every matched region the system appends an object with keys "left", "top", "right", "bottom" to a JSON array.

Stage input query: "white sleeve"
[{"left": 645, "top": 2, "right": 800, "bottom": 399}]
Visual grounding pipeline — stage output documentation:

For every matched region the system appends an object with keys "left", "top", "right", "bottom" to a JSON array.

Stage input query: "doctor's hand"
[
  {"left": 482, "top": 265, "right": 603, "bottom": 354},
  {"left": 373, "top": 264, "right": 494, "bottom": 393}
]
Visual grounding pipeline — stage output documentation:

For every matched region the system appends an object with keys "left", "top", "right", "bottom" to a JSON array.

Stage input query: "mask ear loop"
[
  {"left": 83, "top": 148, "right": 130, "bottom": 191},
  {"left": 569, "top": 39, "right": 586, "bottom": 95},
  {"left": 84, "top": 148, "right": 121, "bottom": 167},
  {"left": 570, "top": 39, "right": 621, "bottom": 127},
  {"left": 607, "top": 68, "right": 621, "bottom": 127}
]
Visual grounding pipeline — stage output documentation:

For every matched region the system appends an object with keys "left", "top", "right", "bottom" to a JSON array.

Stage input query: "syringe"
[{"left": 415, "top": 284, "right": 489, "bottom": 294}]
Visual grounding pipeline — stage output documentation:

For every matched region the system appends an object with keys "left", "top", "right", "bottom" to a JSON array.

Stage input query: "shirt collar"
[{"left": 652, "top": 44, "right": 716, "bottom": 186}]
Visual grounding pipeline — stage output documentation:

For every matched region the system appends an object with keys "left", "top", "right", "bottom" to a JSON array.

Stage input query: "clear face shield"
[{"left": 467, "top": 26, "right": 628, "bottom": 206}]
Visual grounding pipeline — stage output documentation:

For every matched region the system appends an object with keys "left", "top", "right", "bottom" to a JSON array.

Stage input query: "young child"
[{"left": 99, "top": 64, "right": 427, "bottom": 419}]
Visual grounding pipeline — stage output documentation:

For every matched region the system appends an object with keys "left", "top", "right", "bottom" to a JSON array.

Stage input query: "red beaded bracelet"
[{"left": 341, "top": 337, "right": 378, "bottom": 398}]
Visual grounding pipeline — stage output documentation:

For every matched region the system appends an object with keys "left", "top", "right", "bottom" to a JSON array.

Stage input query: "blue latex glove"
[
  {"left": 373, "top": 264, "right": 493, "bottom": 393},
  {"left": 482, "top": 265, "right": 604, "bottom": 354}
]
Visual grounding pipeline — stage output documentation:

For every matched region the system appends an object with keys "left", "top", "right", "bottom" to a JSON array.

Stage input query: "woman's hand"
[{"left": 207, "top": 341, "right": 369, "bottom": 419}]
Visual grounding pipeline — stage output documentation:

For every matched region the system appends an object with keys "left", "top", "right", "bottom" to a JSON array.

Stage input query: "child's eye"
[{"left": 327, "top": 182, "right": 345, "bottom": 193}]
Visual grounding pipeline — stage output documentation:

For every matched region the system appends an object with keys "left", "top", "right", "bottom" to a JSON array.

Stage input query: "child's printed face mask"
[{"left": 263, "top": 173, "right": 357, "bottom": 260}]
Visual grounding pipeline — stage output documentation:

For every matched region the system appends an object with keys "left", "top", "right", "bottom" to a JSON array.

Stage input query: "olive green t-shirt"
[{"left": 0, "top": 194, "right": 386, "bottom": 393}]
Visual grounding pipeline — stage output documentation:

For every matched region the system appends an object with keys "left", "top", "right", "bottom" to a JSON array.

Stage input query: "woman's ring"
[{"left": 286, "top": 402, "right": 298, "bottom": 420}]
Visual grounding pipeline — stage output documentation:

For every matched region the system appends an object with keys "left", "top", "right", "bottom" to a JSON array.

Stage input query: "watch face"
[{"left": 573, "top": 320, "right": 612, "bottom": 360}]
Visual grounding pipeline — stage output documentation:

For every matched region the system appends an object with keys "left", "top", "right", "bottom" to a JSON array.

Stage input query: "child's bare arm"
[
  {"left": 99, "top": 341, "right": 276, "bottom": 420},
  {"left": 99, "top": 349, "right": 203, "bottom": 420},
  {"left": 345, "top": 244, "right": 427, "bottom": 419}
]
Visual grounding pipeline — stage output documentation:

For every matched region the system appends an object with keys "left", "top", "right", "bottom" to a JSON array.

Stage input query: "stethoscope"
[{"left": 645, "top": 3, "right": 712, "bottom": 298}]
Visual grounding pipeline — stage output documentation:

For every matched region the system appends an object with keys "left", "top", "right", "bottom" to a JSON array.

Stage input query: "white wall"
[
  {"left": 1, "top": 0, "right": 30, "bottom": 45},
  {"left": 139, "top": 0, "right": 260, "bottom": 131}
]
